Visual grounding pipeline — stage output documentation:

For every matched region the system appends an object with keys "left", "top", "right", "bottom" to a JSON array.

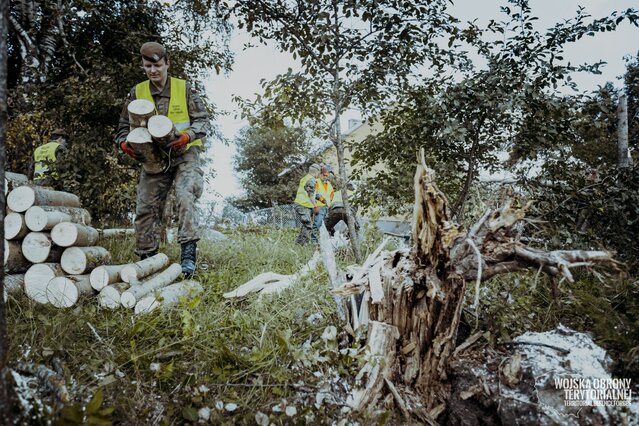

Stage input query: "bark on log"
[
  {"left": 98, "top": 228, "right": 135, "bottom": 238},
  {"left": 148, "top": 115, "right": 178, "bottom": 149},
  {"left": 46, "top": 275, "right": 93, "bottom": 308},
  {"left": 7, "top": 186, "right": 80, "bottom": 213},
  {"left": 21, "top": 232, "right": 63, "bottom": 264},
  {"left": 4, "top": 171, "right": 29, "bottom": 195},
  {"left": 24, "top": 206, "right": 91, "bottom": 232},
  {"left": 24, "top": 263, "right": 65, "bottom": 304},
  {"left": 120, "top": 263, "right": 183, "bottom": 308},
  {"left": 3, "top": 274, "right": 25, "bottom": 302},
  {"left": 127, "top": 99, "right": 156, "bottom": 128},
  {"left": 120, "top": 253, "right": 170, "bottom": 284},
  {"left": 97, "top": 282, "right": 130, "bottom": 309},
  {"left": 51, "top": 222, "right": 99, "bottom": 247},
  {"left": 134, "top": 280, "right": 203, "bottom": 315},
  {"left": 127, "top": 127, "right": 167, "bottom": 174},
  {"left": 4, "top": 213, "right": 28, "bottom": 240},
  {"left": 60, "top": 246, "right": 111, "bottom": 275},
  {"left": 90, "top": 264, "right": 133, "bottom": 291},
  {"left": 333, "top": 153, "right": 619, "bottom": 420},
  {"left": 4, "top": 240, "right": 30, "bottom": 273}
]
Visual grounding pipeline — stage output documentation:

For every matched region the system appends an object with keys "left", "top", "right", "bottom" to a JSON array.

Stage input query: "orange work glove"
[
  {"left": 120, "top": 141, "right": 144, "bottom": 161},
  {"left": 167, "top": 132, "right": 190, "bottom": 150},
  {"left": 314, "top": 206, "right": 320, "bottom": 214}
]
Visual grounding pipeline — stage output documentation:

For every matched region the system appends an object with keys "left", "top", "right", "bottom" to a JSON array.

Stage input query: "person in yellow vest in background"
[
  {"left": 325, "top": 179, "right": 360, "bottom": 237},
  {"left": 313, "top": 164, "right": 334, "bottom": 238},
  {"left": 32, "top": 128, "right": 68, "bottom": 187},
  {"left": 294, "top": 163, "right": 322, "bottom": 245},
  {"left": 115, "top": 42, "right": 210, "bottom": 277}
]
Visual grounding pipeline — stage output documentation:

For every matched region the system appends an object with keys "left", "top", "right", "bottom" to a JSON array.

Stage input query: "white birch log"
[
  {"left": 120, "top": 253, "right": 170, "bottom": 284},
  {"left": 5, "top": 240, "right": 30, "bottom": 273},
  {"left": 60, "top": 246, "right": 112, "bottom": 275},
  {"left": 98, "top": 228, "right": 135, "bottom": 238},
  {"left": 51, "top": 222, "right": 99, "bottom": 247},
  {"left": 25, "top": 206, "right": 91, "bottom": 232},
  {"left": 7, "top": 186, "right": 81, "bottom": 213},
  {"left": 5, "top": 171, "right": 29, "bottom": 195},
  {"left": 98, "top": 282, "right": 130, "bottom": 309},
  {"left": 21, "top": 232, "right": 63, "bottom": 264},
  {"left": 148, "top": 115, "right": 178, "bottom": 147},
  {"left": 134, "top": 280, "right": 203, "bottom": 315},
  {"left": 24, "top": 263, "right": 65, "bottom": 304},
  {"left": 46, "top": 275, "right": 94, "bottom": 308},
  {"left": 120, "top": 263, "right": 182, "bottom": 308},
  {"left": 90, "top": 264, "right": 133, "bottom": 291},
  {"left": 127, "top": 127, "right": 167, "bottom": 174},
  {"left": 4, "top": 274, "right": 25, "bottom": 302},
  {"left": 127, "top": 99, "right": 156, "bottom": 128},
  {"left": 5, "top": 212, "right": 29, "bottom": 240}
]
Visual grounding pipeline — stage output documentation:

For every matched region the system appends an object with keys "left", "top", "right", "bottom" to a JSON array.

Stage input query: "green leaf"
[
  {"left": 86, "top": 389, "right": 103, "bottom": 415},
  {"left": 182, "top": 406, "right": 199, "bottom": 422}
]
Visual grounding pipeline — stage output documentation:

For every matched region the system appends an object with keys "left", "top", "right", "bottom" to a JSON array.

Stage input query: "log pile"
[{"left": 4, "top": 172, "right": 202, "bottom": 313}]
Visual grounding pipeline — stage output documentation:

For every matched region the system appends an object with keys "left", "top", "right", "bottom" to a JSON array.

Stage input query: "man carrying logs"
[
  {"left": 32, "top": 128, "right": 68, "bottom": 188},
  {"left": 115, "top": 42, "right": 210, "bottom": 277}
]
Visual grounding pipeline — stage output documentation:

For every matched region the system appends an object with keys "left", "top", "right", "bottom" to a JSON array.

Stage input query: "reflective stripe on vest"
[
  {"left": 315, "top": 179, "right": 334, "bottom": 207},
  {"left": 294, "top": 174, "right": 315, "bottom": 208},
  {"left": 135, "top": 77, "right": 203, "bottom": 149},
  {"left": 34, "top": 142, "right": 61, "bottom": 181}
]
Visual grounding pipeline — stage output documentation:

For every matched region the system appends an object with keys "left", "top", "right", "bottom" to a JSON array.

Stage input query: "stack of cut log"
[{"left": 4, "top": 172, "right": 202, "bottom": 312}]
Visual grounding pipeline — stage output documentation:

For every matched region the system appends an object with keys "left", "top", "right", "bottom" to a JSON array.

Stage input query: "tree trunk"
[
  {"left": 120, "top": 263, "right": 183, "bottom": 308},
  {"left": 24, "top": 206, "right": 91, "bottom": 232},
  {"left": 98, "top": 282, "right": 130, "bottom": 309},
  {"left": 60, "top": 246, "right": 111, "bottom": 275},
  {"left": 120, "top": 253, "right": 170, "bottom": 284},
  {"left": 334, "top": 155, "right": 619, "bottom": 420},
  {"left": 4, "top": 171, "right": 29, "bottom": 195},
  {"left": 4, "top": 240, "right": 30, "bottom": 273},
  {"left": 21, "top": 232, "right": 63, "bottom": 264},
  {"left": 90, "top": 264, "right": 133, "bottom": 291},
  {"left": 7, "top": 186, "right": 80, "bottom": 213},
  {"left": 126, "top": 127, "right": 167, "bottom": 174},
  {"left": 617, "top": 93, "right": 632, "bottom": 168},
  {"left": 46, "top": 275, "right": 94, "bottom": 308},
  {"left": 134, "top": 280, "right": 203, "bottom": 314},
  {"left": 24, "top": 263, "right": 65, "bottom": 304},
  {"left": 51, "top": 222, "right": 99, "bottom": 247},
  {"left": 3, "top": 274, "right": 25, "bottom": 302},
  {"left": 127, "top": 99, "right": 156, "bottom": 128},
  {"left": 5, "top": 212, "right": 29, "bottom": 240}
]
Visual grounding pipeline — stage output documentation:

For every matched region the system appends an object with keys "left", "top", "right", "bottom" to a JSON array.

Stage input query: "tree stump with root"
[{"left": 334, "top": 155, "right": 619, "bottom": 421}]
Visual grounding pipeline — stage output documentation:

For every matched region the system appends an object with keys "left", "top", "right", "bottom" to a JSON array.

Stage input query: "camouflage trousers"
[
  {"left": 294, "top": 204, "right": 314, "bottom": 245},
  {"left": 134, "top": 159, "right": 204, "bottom": 256}
]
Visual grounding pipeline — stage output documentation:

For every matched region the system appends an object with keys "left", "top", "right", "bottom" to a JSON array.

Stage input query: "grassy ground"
[{"left": 7, "top": 223, "right": 638, "bottom": 424}]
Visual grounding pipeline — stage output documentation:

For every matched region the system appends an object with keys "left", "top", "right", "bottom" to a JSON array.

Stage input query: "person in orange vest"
[
  {"left": 32, "top": 128, "right": 68, "bottom": 187},
  {"left": 293, "top": 163, "right": 322, "bottom": 245},
  {"left": 115, "top": 42, "right": 210, "bottom": 277}
]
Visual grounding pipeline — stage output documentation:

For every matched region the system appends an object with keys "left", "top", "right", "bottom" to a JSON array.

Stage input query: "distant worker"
[
  {"left": 294, "top": 163, "right": 322, "bottom": 245},
  {"left": 313, "top": 164, "right": 334, "bottom": 237},
  {"left": 33, "top": 128, "right": 68, "bottom": 187},
  {"left": 115, "top": 41, "right": 210, "bottom": 277},
  {"left": 325, "top": 180, "right": 359, "bottom": 237}
]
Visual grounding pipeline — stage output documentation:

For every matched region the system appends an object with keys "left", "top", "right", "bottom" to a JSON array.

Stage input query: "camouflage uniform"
[
  {"left": 295, "top": 176, "right": 317, "bottom": 245},
  {"left": 116, "top": 76, "right": 210, "bottom": 256}
]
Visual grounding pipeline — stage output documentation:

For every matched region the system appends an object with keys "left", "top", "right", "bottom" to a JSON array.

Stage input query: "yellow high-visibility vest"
[
  {"left": 135, "top": 77, "right": 202, "bottom": 149},
  {"left": 315, "top": 179, "right": 334, "bottom": 207},
  {"left": 34, "top": 142, "right": 61, "bottom": 181},
  {"left": 331, "top": 190, "right": 343, "bottom": 207},
  {"left": 295, "top": 174, "right": 315, "bottom": 208}
]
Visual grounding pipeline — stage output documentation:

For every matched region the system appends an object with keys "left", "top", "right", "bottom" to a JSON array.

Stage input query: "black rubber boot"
[
  {"left": 180, "top": 241, "right": 197, "bottom": 277},
  {"left": 140, "top": 249, "right": 158, "bottom": 260}
]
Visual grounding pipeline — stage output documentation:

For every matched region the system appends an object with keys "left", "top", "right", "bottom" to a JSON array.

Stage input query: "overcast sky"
[{"left": 204, "top": 0, "right": 639, "bottom": 204}]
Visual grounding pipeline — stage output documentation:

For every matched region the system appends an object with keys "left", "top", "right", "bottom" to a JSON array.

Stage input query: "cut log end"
[
  {"left": 25, "top": 263, "right": 65, "bottom": 304},
  {"left": 46, "top": 275, "right": 93, "bottom": 308},
  {"left": 7, "top": 186, "right": 36, "bottom": 213}
]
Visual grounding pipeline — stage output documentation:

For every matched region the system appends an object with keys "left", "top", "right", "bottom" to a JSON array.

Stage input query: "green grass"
[{"left": 6, "top": 226, "right": 378, "bottom": 424}]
